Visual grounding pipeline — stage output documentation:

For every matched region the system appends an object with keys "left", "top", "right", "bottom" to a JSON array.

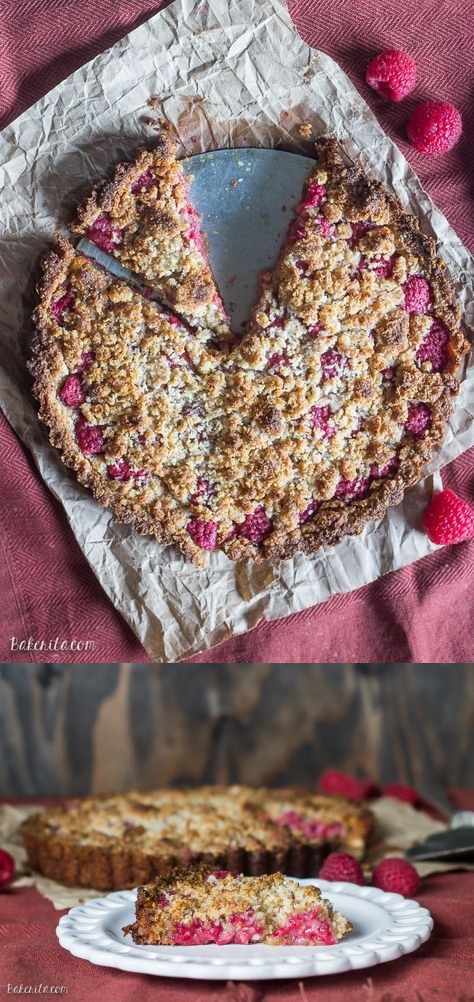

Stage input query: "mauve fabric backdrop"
[
  {"left": 0, "top": 0, "right": 472, "bottom": 663},
  {"left": 2, "top": 790, "right": 473, "bottom": 1000}
]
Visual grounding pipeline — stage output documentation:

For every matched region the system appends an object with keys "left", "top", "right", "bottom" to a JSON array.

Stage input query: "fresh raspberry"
[
  {"left": 58, "top": 374, "right": 85, "bottom": 407},
  {"left": 372, "top": 858, "right": 420, "bottom": 897},
  {"left": 416, "top": 319, "right": 450, "bottom": 372},
  {"left": 237, "top": 506, "right": 273, "bottom": 544},
  {"left": 405, "top": 402, "right": 431, "bottom": 437},
  {"left": 319, "top": 852, "right": 366, "bottom": 886},
  {"left": 309, "top": 405, "right": 335, "bottom": 438},
  {"left": 403, "top": 275, "right": 431, "bottom": 314},
  {"left": 86, "top": 213, "right": 123, "bottom": 253},
  {"left": 321, "top": 349, "right": 348, "bottom": 380},
  {"left": 407, "top": 101, "right": 462, "bottom": 155},
  {"left": 366, "top": 50, "right": 416, "bottom": 102},
  {"left": 422, "top": 489, "right": 474, "bottom": 545},
  {"left": 299, "top": 499, "right": 319, "bottom": 524},
  {"left": 383, "top": 783, "right": 420, "bottom": 806},
  {"left": 131, "top": 168, "right": 155, "bottom": 193},
  {"left": 336, "top": 476, "right": 369, "bottom": 501},
  {"left": 0, "top": 848, "right": 15, "bottom": 887},
  {"left": 75, "top": 417, "right": 106, "bottom": 455},
  {"left": 187, "top": 518, "right": 218, "bottom": 550},
  {"left": 320, "top": 770, "right": 379, "bottom": 801}
]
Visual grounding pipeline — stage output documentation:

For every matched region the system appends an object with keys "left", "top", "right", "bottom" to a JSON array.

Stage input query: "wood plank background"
[{"left": 0, "top": 663, "right": 473, "bottom": 798}]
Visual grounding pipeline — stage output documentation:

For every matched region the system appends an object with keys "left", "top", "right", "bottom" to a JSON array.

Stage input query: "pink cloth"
[
  {"left": 0, "top": 0, "right": 472, "bottom": 663},
  {"left": 1, "top": 790, "right": 473, "bottom": 1000}
]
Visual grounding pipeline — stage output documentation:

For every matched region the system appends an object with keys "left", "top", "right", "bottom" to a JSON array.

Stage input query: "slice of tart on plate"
[
  {"left": 123, "top": 867, "right": 352, "bottom": 946},
  {"left": 70, "top": 125, "right": 230, "bottom": 341}
]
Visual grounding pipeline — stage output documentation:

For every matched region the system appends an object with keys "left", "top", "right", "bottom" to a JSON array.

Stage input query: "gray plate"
[{"left": 183, "top": 148, "right": 315, "bottom": 333}]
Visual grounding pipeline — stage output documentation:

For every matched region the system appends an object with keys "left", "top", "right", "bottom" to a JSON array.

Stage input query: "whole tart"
[
  {"left": 21, "top": 785, "right": 374, "bottom": 891},
  {"left": 30, "top": 136, "right": 469, "bottom": 564},
  {"left": 124, "top": 866, "right": 352, "bottom": 946}
]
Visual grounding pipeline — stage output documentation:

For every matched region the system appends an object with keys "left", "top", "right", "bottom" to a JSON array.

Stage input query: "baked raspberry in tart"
[
  {"left": 30, "top": 135, "right": 468, "bottom": 564},
  {"left": 123, "top": 867, "right": 352, "bottom": 947},
  {"left": 21, "top": 785, "right": 374, "bottom": 891},
  {"left": 70, "top": 125, "right": 229, "bottom": 339}
]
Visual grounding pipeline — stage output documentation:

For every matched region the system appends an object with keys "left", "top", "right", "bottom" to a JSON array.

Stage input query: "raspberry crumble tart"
[
  {"left": 21, "top": 786, "right": 373, "bottom": 891},
  {"left": 124, "top": 867, "right": 352, "bottom": 947},
  {"left": 30, "top": 136, "right": 468, "bottom": 564}
]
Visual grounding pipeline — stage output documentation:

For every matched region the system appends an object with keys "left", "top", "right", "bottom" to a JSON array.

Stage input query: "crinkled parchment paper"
[
  {"left": 0, "top": 0, "right": 472, "bottom": 662},
  {"left": 3, "top": 799, "right": 471, "bottom": 910}
]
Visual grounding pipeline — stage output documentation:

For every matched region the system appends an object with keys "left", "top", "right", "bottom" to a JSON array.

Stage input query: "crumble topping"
[
  {"left": 30, "top": 136, "right": 468, "bottom": 564},
  {"left": 124, "top": 867, "right": 352, "bottom": 946}
]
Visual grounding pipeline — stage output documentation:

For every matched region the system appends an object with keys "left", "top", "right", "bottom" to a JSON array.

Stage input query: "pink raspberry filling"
[
  {"left": 372, "top": 254, "right": 396, "bottom": 278},
  {"left": 267, "top": 352, "right": 289, "bottom": 372},
  {"left": 183, "top": 205, "right": 207, "bottom": 256},
  {"left": 107, "top": 459, "right": 132, "bottom": 480},
  {"left": 403, "top": 274, "right": 431, "bottom": 314},
  {"left": 371, "top": 456, "right": 399, "bottom": 479},
  {"left": 170, "top": 911, "right": 264, "bottom": 946},
  {"left": 382, "top": 366, "right": 396, "bottom": 385},
  {"left": 347, "top": 220, "right": 375, "bottom": 249},
  {"left": 76, "top": 351, "right": 95, "bottom": 372},
  {"left": 321, "top": 349, "right": 348, "bottom": 381},
  {"left": 190, "top": 477, "right": 214, "bottom": 505},
  {"left": 405, "top": 402, "right": 432, "bottom": 437},
  {"left": 299, "top": 499, "right": 320, "bottom": 525},
  {"left": 274, "top": 908, "right": 337, "bottom": 946},
  {"left": 237, "top": 506, "right": 273, "bottom": 544},
  {"left": 58, "top": 374, "right": 85, "bottom": 407},
  {"left": 75, "top": 418, "right": 106, "bottom": 455},
  {"left": 131, "top": 169, "right": 155, "bottom": 193},
  {"left": 309, "top": 321, "right": 323, "bottom": 339},
  {"left": 309, "top": 404, "right": 335, "bottom": 438},
  {"left": 316, "top": 216, "right": 335, "bottom": 238},
  {"left": 275, "top": 810, "right": 343, "bottom": 841},
  {"left": 336, "top": 476, "right": 370, "bottom": 501},
  {"left": 288, "top": 219, "right": 307, "bottom": 244},
  {"left": 51, "top": 286, "right": 75, "bottom": 323},
  {"left": 300, "top": 182, "right": 326, "bottom": 210},
  {"left": 207, "top": 871, "right": 236, "bottom": 881},
  {"left": 187, "top": 518, "right": 218, "bottom": 550},
  {"left": 416, "top": 319, "right": 450, "bottom": 372},
  {"left": 86, "top": 213, "right": 123, "bottom": 254}
]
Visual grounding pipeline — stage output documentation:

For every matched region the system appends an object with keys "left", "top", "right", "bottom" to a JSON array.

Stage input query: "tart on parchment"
[
  {"left": 124, "top": 867, "right": 352, "bottom": 946},
  {"left": 21, "top": 786, "right": 374, "bottom": 891},
  {"left": 30, "top": 136, "right": 468, "bottom": 565}
]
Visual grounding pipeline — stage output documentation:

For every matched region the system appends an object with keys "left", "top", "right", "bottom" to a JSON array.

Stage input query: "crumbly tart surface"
[
  {"left": 21, "top": 785, "right": 374, "bottom": 891},
  {"left": 124, "top": 867, "right": 352, "bottom": 947},
  {"left": 31, "top": 137, "right": 468, "bottom": 564},
  {"left": 70, "top": 126, "right": 229, "bottom": 339}
]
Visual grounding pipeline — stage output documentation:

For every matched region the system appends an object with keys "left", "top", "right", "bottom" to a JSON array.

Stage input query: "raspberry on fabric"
[
  {"left": 383, "top": 783, "right": 420, "bottom": 806},
  {"left": 371, "top": 858, "right": 420, "bottom": 897},
  {"left": 58, "top": 374, "right": 85, "bottom": 407},
  {"left": 366, "top": 50, "right": 417, "bottom": 102},
  {"left": 237, "top": 506, "right": 273, "bottom": 544},
  {"left": 422, "top": 489, "right": 474, "bottom": 545},
  {"left": 187, "top": 518, "right": 218, "bottom": 550},
  {"left": 75, "top": 417, "right": 106, "bottom": 455},
  {"left": 319, "top": 853, "right": 366, "bottom": 886},
  {"left": 319, "top": 770, "right": 379, "bottom": 801},
  {"left": 405, "top": 402, "right": 431, "bottom": 437},
  {"left": 403, "top": 275, "right": 431, "bottom": 314},
  {"left": 407, "top": 101, "right": 462, "bottom": 155},
  {"left": 416, "top": 319, "right": 450, "bottom": 372},
  {"left": 0, "top": 848, "right": 15, "bottom": 887}
]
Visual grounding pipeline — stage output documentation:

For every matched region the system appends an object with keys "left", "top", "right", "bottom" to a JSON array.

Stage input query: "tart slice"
[
  {"left": 70, "top": 126, "right": 230, "bottom": 340},
  {"left": 124, "top": 867, "right": 352, "bottom": 946}
]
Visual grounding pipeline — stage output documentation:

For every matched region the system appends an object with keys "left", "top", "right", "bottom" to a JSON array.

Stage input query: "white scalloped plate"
[{"left": 56, "top": 877, "right": 433, "bottom": 980}]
